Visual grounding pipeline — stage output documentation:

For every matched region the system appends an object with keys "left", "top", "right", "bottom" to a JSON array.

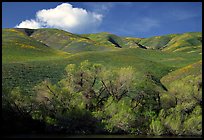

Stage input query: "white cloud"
[
  {"left": 15, "top": 3, "right": 103, "bottom": 33},
  {"left": 16, "top": 19, "right": 41, "bottom": 29}
]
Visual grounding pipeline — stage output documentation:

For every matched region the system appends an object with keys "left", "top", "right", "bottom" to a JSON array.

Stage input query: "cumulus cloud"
[
  {"left": 15, "top": 3, "right": 103, "bottom": 33},
  {"left": 16, "top": 19, "right": 41, "bottom": 29}
]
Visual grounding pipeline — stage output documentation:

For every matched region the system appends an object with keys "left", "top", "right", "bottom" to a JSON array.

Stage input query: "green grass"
[
  {"left": 2, "top": 28, "right": 69, "bottom": 63},
  {"left": 161, "top": 60, "right": 202, "bottom": 88},
  {"left": 30, "top": 29, "right": 114, "bottom": 53},
  {"left": 162, "top": 32, "right": 202, "bottom": 53},
  {"left": 138, "top": 32, "right": 202, "bottom": 54},
  {"left": 2, "top": 28, "right": 202, "bottom": 96},
  {"left": 139, "top": 34, "right": 175, "bottom": 49},
  {"left": 81, "top": 32, "right": 130, "bottom": 48},
  {"left": 2, "top": 47, "right": 201, "bottom": 94},
  {"left": 122, "top": 37, "right": 142, "bottom": 48}
]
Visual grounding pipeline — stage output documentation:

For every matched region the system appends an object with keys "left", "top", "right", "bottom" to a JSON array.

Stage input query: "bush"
[
  {"left": 29, "top": 60, "right": 139, "bottom": 134},
  {"left": 149, "top": 118, "right": 165, "bottom": 135},
  {"left": 160, "top": 92, "right": 177, "bottom": 110},
  {"left": 183, "top": 105, "right": 202, "bottom": 135},
  {"left": 101, "top": 97, "right": 136, "bottom": 133},
  {"left": 4, "top": 60, "right": 199, "bottom": 135}
]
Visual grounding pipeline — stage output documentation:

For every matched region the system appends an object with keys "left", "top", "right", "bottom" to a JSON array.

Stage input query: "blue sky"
[{"left": 2, "top": 2, "right": 202, "bottom": 38}]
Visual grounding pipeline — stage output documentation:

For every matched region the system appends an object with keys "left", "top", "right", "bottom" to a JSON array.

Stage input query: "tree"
[{"left": 2, "top": 60, "right": 171, "bottom": 135}]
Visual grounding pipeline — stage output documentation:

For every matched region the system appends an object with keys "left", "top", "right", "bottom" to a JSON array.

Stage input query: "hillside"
[
  {"left": 30, "top": 29, "right": 115, "bottom": 53},
  {"left": 2, "top": 28, "right": 202, "bottom": 91},
  {"left": 2, "top": 28, "right": 69, "bottom": 63},
  {"left": 162, "top": 32, "right": 202, "bottom": 53},
  {"left": 81, "top": 32, "right": 130, "bottom": 48},
  {"left": 2, "top": 28, "right": 202, "bottom": 136},
  {"left": 161, "top": 60, "right": 202, "bottom": 87},
  {"left": 139, "top": 32, "right": 202, "bottom": 54},
  {"left": 4, "top": 28, "right": 202, "bottom": 54}
]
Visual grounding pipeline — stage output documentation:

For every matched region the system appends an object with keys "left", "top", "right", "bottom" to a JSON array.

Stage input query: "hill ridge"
[{"left": 3, "top": 28, "right": 202, "bottom": 54}]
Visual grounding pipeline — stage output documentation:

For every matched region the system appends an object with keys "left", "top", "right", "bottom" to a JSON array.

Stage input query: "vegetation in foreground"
[{"left": 2, "top": 60, "right": 202, "bottom": 136}]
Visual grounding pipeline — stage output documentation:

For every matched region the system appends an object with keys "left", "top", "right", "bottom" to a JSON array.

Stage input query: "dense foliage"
[{"left": 2, "top": 60, "right": 202, "bottom": 136}]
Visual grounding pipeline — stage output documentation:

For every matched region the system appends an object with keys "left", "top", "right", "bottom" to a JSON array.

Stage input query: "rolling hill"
[
  {"left": 30, "top": 28, "right": 115, "bottom": 53},
  {"left": 2, "top": 28, "right": 69, "bottom": 63},
  {"left": 138, "top": 32, "right": 202, "bottom": 54},
  {"left": 2, "top": 28, "right": 202, "bottom": 91},
  {"left": 2, "top": 28, "right": 202, "bottom": 136}
]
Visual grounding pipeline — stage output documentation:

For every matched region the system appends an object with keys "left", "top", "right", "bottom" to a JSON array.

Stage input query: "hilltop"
[{"left": 3, "top": 28, "right": 202, "bottom": 54}]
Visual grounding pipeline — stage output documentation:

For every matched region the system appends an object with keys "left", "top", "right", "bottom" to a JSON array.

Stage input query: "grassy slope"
[
  {"left": 160, "top": 60, "right": 202, "bottom": 106},
  {"left": 2, "top": 28, "right": 69, "bottom": 63},
  {"left": 139, "top": 32, "right": 202, "bottom": 54},
  {"left": 23, "top": 28, "right": 203, "bottom": 54},
  {"left": 2, "top": 48, "right": 201, "bottom": 93},
  {"left": 139, "top": 34, "right": 176, "bottom": 49},
  {"left": 161, "top": 60, "right": 202, "bottom": 88},
  {"left": 162, "top": 32, "right": 202, "bottom": 53},
  {"left": 30, "top": 29, "right": 115, "bottom": 53},
  {"left": 2, "top": 28, "right": 202, "bottom": 96},
  {"left": 122, "top": 37, "right": 142, "bottom": 48},
  {"left": 81, "top": 32, "right": 130, "bottom": 48}
]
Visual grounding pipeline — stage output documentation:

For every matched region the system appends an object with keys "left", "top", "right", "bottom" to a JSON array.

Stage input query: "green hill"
[
  {"left": 81, "top": 32, "right": 130, "bottom": 48},
  {"left": 2, "top": 28, "right": 202, "bottom": 136},
  {"left": 160, "top": 60, "right": 202, "bottom": 116},
  {"left": 2, "top": 29, "right": 202, "bottom": 87},
  {"left": 30, "top": 29, "right": 114, "bottom": 53},
  {"left": 161, "top": 60, "right": 202, "bottom": 88},
  {"left": 162, "top": 32, "right": 202, "bottom": 53},
  {"left": 139, "top": 34, "right": 176, "bottom": 49},
  {"left": 122, "top": 37, "right": 143, "bottom": 48},
  {"left": 2, "top": 28, "right": 69, "bottom": 63},
  {"left": 2, "top": 28, "right": 202, "bottom": 91},
  {"left": 139, "top": 32, "right": 202, "bottom": 54},
  {"left": 7, "top": 28, "right": 201, "bottom": 54}
]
